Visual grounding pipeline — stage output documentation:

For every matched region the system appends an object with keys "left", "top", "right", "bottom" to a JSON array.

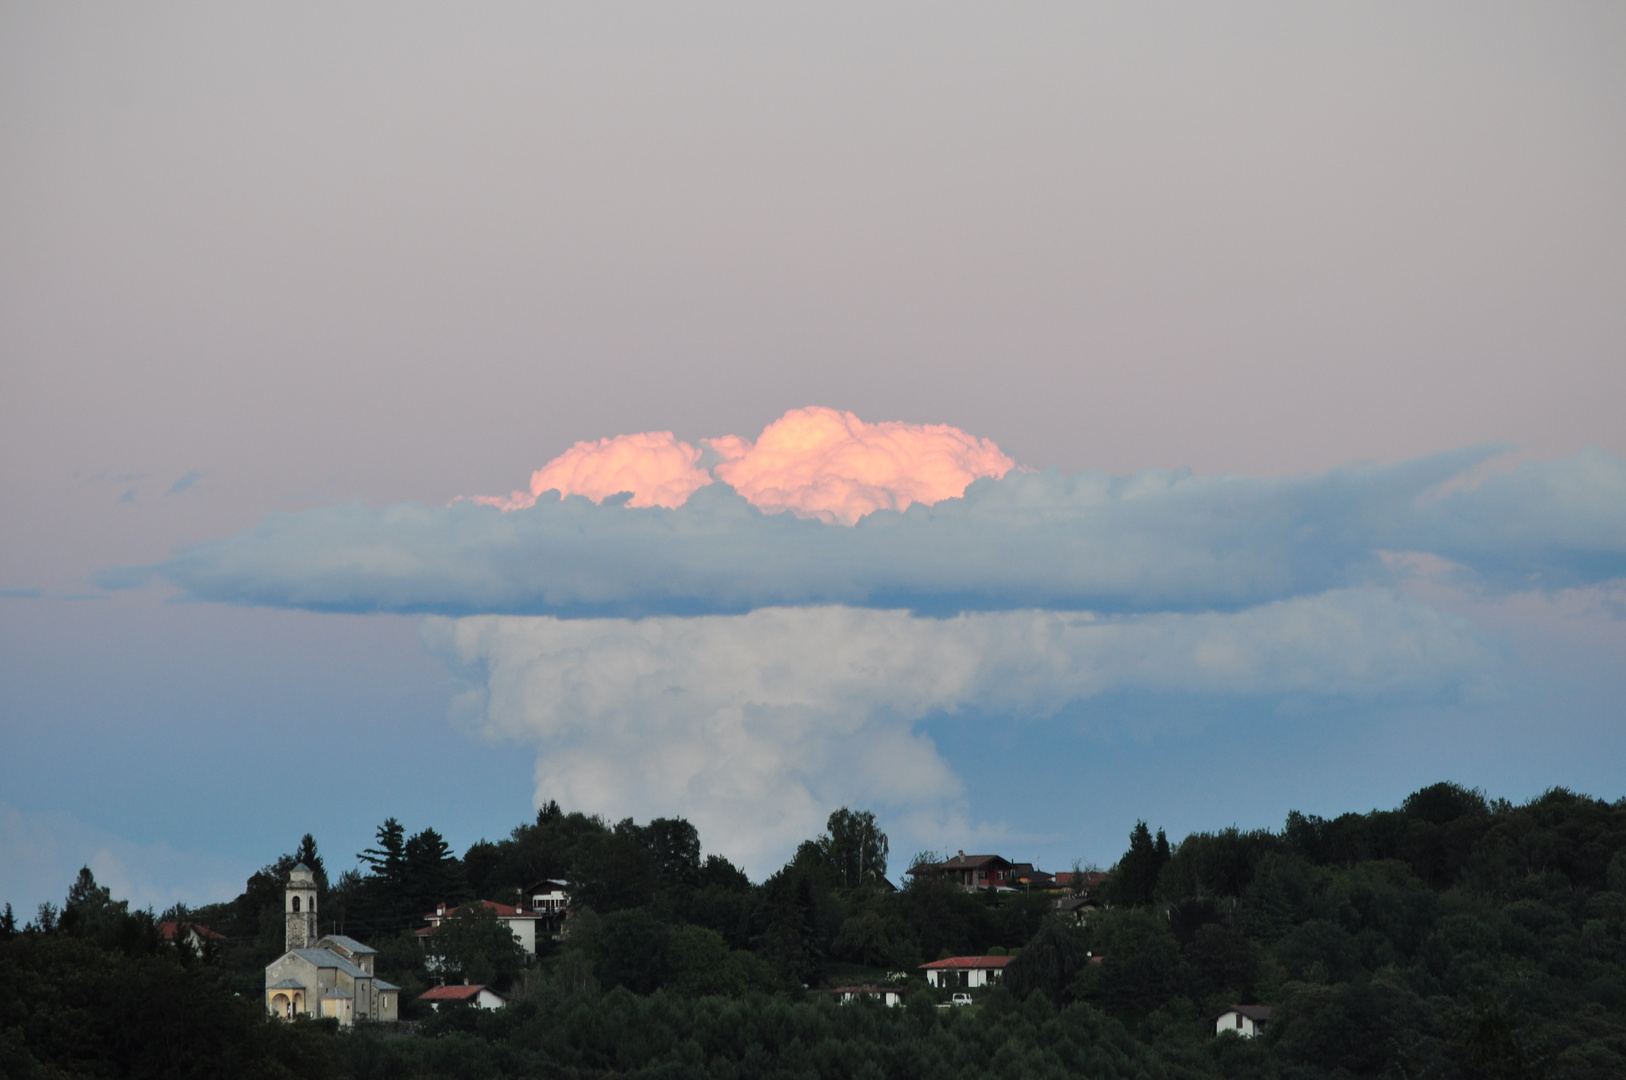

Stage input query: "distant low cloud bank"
[{"left": 102, "top": 443, "right": 1626, "bottom": 618}]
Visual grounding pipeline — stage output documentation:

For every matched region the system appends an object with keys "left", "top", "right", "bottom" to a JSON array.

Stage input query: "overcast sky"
[{"left": 3, "top": 2, "right": 1624, "bottom": 914}]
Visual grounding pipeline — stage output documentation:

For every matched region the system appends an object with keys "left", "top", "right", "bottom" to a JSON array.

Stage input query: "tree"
[
  {"left": 360, "top": 818, "right": 407, "bottom": 886},
  {"left": 571, "top": 829, "right": 658, "bottom": 913},
  {"left": 817, "top": 808, "right": 889, "bottom": 889},
  {"left": 423, "top": 903, "right": 525, "bottom": 989},
  {"left": 292, "top": 834, "right": 328, "bottom": 892},
  {"left": 401, "top": 827, "right": 468, "bottom": 914},
  {"left": 643, "top": 817, "right": 702, "bottom": 888},
  {"left": 1105, "top": 822, "right": 1170, "bottom": 907},
  {"left": 1003, "top": 919, "right": 1092, "bottom": 1001}
]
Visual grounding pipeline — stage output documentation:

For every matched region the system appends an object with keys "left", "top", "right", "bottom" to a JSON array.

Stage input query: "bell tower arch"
[{"left": 285, "top": 863, "right": 318, "bottom": 951}]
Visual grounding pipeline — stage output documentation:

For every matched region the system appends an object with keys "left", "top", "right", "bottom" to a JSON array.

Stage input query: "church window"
[{"left": 293, "top": 896, "right": 300, "bottom": 912}]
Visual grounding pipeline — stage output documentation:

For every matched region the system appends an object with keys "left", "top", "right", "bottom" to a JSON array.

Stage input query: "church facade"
[{"left": 264, "top": 863, "right": 399, "bottom": 1024}]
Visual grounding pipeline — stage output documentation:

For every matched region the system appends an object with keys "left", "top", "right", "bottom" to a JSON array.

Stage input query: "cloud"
[
  {"left": 166, "top": 470, "right": 204, "bottom": 496},
  {"left": 103, "top": 444, "right": 1626, "bottom": 618},
  {"left": 467, "top": 407, "right": 1013, "bottom": 523},
  {"left": 708, "top": 406, "right": 1015, "bottom": 525},
  {"left": 0, "top": 588, "right": 45, "bottom": 599},
  {"left": 424, "top": 589, "right": 1495, "bottom": 873},
  {"left": 475, "top": 431, "right": 711, "bottom": 511}
]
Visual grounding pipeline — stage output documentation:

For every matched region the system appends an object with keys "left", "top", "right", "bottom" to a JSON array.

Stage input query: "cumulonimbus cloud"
[
  {"left": 102, "top": 445, "right": 1626, "bottom": 618},
  {"left": 424, "top": 590, "right": 1495, "bottom": 872},
  {"left": 467, "top": 407, "right": 1013, "bottom": 524}
]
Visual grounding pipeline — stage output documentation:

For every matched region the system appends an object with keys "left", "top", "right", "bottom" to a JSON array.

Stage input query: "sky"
[{"left": 2, "top": 2, "right": 1624, "bottom": 916}]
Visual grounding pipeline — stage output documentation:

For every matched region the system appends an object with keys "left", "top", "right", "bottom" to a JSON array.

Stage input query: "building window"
[
  {"left": 1235, "top": 1015, "right": 1243, "bottom": 1029},
  {"left": 292, "top": 896, "right": 300, "bottom": 912}
]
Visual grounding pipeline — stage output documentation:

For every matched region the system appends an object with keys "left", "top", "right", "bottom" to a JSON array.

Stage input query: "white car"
[{"left": 950, "top": 993, "right": 973, "bottom": 1007}]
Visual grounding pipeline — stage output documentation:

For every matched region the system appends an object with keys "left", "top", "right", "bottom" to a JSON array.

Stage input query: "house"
[
  {"left": 417, "top": 899, "right": 551, "bottom": 957},
  {"left": 920, "top": 955, "right": 1014, "bottom": 989},
  {"left": 907, "top": 852, "right": 1017, "bottom": 891},
  {"left": 264, "top": 864, "right": 400, "bottom": 1025},
  {"left": 522, "top": 879, "right": 571, "bottom": 940},
  {"left": 1053, "top": 894, "right": 1098, "bottom": 923},
  {"left": 831, "top": 984, "right": 903, "bottom": 1007},
  {"left": 158, "top": 920, "right": 225, "bottom": 957},
  {"left": 420, "top": 983, "right": 507, "bottom": 1011},
  {"left": 1214, "top": 1004, "right": 1274, "bottom": 1038},
  {"left": 1008, "top": 863, "right": 1054, "bottom": 889},
  {"left": 1054, "top": 870, "right": 1107, "bottom": 893}
]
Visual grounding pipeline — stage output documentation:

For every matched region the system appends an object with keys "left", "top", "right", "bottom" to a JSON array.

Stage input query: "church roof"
[
  {"left": 289, "top": 948, "right": 370, "bottom": 979},
  {"left": 374, "top": 979, "right": 400, "bottom": 992},
  {"left": 291, "top": 862, "right": 310, "bottom": 872},
  {"left": 321, "top": 987, "right": 353, "bottom": 1000},
  {"left": 267, "top": 978, "right": 305, "bottom": 990},
  {"left": 319, "top": 934, "right": 377, "bottom": 955}
]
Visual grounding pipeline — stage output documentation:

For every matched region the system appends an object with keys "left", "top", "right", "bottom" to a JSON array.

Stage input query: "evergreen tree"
[{"left": 1106, "top": 821, "right": 1170, "bottom": 906}]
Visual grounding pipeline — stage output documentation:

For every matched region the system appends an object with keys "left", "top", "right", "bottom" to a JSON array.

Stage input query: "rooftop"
[
  {"left": 920, "top": 955, "right": 1016, "bottom": 970},
  {"left": 1220, "top": 1005, "right": 1275, "bottom": 1022},
  {"left": 419, "top": 984, "right": 504, "bottom": 1002},
  {"left": 318, "top": 934, "right": 377, "bottom": 955}
]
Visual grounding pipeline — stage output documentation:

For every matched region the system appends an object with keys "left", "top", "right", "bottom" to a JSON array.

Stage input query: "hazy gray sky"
[{"left": 2, "top": 3, "right": 1623, "bottom": 911}]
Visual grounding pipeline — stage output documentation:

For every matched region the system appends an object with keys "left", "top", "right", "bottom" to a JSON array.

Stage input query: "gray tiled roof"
[
  {"left": 373, "top": 979, "right": 400, "bottom": 992},
  {"left": 319, "top": 934, "right": 377, "bottom": 955},
  {"left": 267, "top": 978, "right": 305, "bottom": 990},
  {"left": 290, "top": 948, "right": 370, "bottom": 979}
]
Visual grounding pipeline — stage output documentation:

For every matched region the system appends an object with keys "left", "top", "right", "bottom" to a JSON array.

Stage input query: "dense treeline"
[{"left": 3, "top": 783, "right": 1624, "bottom": 1078}]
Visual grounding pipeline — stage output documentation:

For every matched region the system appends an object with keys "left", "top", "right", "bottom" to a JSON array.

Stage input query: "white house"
[
  {"left": 416, "top": 899, "right": 550, "bottom": 958},
  {"left": 1214, "top": 1005, "right": 1274, "bottom": 1038},
  {"left": 920, "top": 955, "right": 1014, "bottom": 989},
  {"left": 524, "top": 879, "right": 571, "bottom": 940},
  {"left": 264, "top": 865, "right": 399, "bottom": 1025},
  {"left": 831, "top": 985, "right": 903, "bottom": 1007},
  {"left": 420, "top": 983, "right": 507, "bottom": 1011}
]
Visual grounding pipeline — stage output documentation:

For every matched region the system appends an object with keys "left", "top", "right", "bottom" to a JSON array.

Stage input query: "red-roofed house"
[
  {"left": 158, "top": 921, "right": 225, "bottom": 957},
  {"left": 907, "top": 852, "right": 1017, "bottom": 891},
  {"left": 419, "top": 984, "right": 507, "bottom": 1011},
  {"left": 920, "top": 955, "right": 1014, "bottom": 989},
  {"left": 416, "top": 900, "right": 550, "bottom": 957}
]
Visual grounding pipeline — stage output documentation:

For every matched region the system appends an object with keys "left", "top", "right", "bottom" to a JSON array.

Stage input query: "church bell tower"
[{"left": 285, "top": 863, "right": 318, "bottom": 950}]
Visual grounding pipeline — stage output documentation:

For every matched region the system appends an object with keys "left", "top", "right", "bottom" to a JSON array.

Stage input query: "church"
[{"left": 264, "top": 863, "right": 400, "bottom": 1024}]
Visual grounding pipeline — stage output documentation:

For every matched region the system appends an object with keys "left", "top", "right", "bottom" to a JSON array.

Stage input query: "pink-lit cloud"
[
  {"left": 474, "top": 407, "right": 1016, "bottom": 525},
  {"left": 709, "top": 407, "right": 1014, "bottom": 525},
  {"left": 475, "top": 431, "right": 712, "bottom": 511}
]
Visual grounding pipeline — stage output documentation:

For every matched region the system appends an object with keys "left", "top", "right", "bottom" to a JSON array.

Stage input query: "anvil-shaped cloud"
[{"left": 102, "top": 435, "right": 1626, "bottom": 617}]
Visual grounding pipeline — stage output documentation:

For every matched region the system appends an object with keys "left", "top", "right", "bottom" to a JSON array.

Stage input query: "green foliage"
[
  {"left": 424, "top": 902, "right": 526, "bottom": 989},
  {"left": 1104, "top": 820, "right": 1170, "bottom": 907},
  {"left": 7, "top": 785, "right": 1626, "bottom": 1078},
  {"left": 1003, "top": 918, "right": 1092, "bottom": 1003},
  {"left": 817, "top": 807, "right": 890, "bottom": 890}
]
